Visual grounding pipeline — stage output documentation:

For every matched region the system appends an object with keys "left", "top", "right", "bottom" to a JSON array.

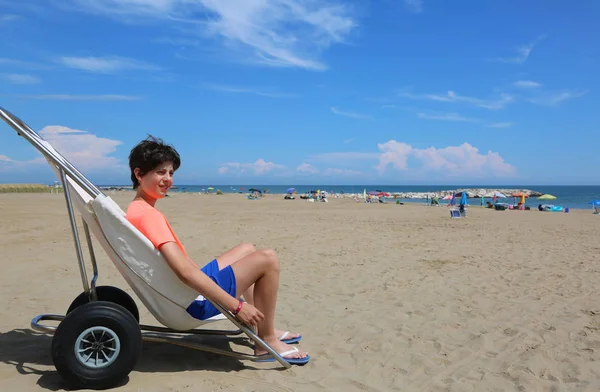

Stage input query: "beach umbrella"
[
  {"left": 207, "top": 187, "right": 214, "bottom": 190},
  {"left": 589, "top": 200, "right": 600, "bottom": 205},
  {"left": 442, "top": 194, "right": 452, "bottom": 200},
  {"left": 286, "top": 187, "right": 296, "bottom": 194},
  {"left": 494, "top": 191, "right": 507, "bottom": 198},
  {"left": 519, "top": 194, "right": 526, "bottom": 205},
  {"left": 460, "top": 191, "right": 468, "bottom": 206},
  {"left": 450, "top": 193, "right": 456, "bottom": 206},
  {"left": 538, "top": 194, "right": 557, "bottom": 200}
]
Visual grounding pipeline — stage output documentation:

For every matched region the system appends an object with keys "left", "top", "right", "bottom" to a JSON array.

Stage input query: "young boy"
[{"left": 125, "top": 136, "right": 309, "bottom": 364}]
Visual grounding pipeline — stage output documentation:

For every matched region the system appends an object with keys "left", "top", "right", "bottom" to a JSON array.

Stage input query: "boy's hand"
[{"left": 235, "top": 303, "right": 264, "bottom": 327}]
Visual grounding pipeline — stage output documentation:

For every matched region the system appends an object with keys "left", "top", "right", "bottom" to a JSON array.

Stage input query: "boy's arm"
[{"left": 159, "top": 242, "right": 239, "bottom": 312}]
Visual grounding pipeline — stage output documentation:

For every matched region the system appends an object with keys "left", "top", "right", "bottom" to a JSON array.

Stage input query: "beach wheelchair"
[{"left": 0, "top": 107, "right": 292, "bottom": 390}]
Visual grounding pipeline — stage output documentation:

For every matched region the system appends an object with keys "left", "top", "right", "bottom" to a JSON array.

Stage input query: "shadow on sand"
[{"left": 0, "top": 328, "right": 277, "bottom": 391}]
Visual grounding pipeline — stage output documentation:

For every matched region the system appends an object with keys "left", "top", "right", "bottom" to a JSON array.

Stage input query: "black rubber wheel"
[
  {"left": 67, "top": 286, "right": 140, "bottom": 323},
  {"left": 52, "top": 301, "right": 142, "bottom": 390}
]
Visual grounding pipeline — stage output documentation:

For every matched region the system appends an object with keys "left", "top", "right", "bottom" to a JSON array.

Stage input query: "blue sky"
[{"left": 0, "top": 0, "right": 598, "bottom": 186}]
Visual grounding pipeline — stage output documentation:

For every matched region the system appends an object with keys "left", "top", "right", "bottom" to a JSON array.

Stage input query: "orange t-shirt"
[{"left": 125, "top": 199, "right": 188, "bottom": 257}]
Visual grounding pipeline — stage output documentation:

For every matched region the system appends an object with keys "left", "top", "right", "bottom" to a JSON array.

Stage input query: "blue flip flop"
[
  {"left": 255, "top": 347, "right": 310, "bottom": 365},
  {"left": 279, "top": 331, "right": 302, "bottom": 344}
]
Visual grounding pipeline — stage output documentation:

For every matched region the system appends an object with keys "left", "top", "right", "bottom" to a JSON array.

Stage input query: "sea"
[{"left": 153, "top": 185, "right": 600, "bottom": 211}]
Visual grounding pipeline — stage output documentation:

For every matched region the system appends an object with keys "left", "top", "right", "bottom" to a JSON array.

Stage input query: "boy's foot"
[
  {"left": 255, "top": 340, "right": 309, "bottom": 361},
  {"left": 275, "top": 328, "right": 301, "bottom": 343}
]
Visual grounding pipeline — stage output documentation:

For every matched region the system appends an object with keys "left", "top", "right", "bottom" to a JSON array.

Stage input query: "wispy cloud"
[
  {"left": 527, "top": 90, "right": 588, "bottom": 106},
  {"left": 404, "top": 0, "right": 423, "bottom": 13},
  {"left": 296, "top": 162, "right": 318, "bottom": 174},
  {"left": 331, "top": 107, "right": 370, "bottom": 119},
  {"left": 204, "top": 84, "right": 296, "bottom": 98},
  {"left": 0, "top": 57, "right": 51, "bottom": 70},
  {"left": 322, "top": 167, "right": 364, "bottom": 176},
  {"left": 514, "top": 80, "right": 542, "bottom": 88},
  {"left": 63, "top": 0, "right": 357, "bottom": 71},
  {"left": 486, "top": 122, "right": 513, "bottom": 129},
  {"left": 488, "top": 35, "right": 546, "bottom": 64},
  {"left": 218, "top": 158, "right": 285, "bottom": 175},
  {"left": 57, "top": 56, "right": 160, "bottom": 73},
  {"left": 399, "top": 89, "right": 513, "bottom": 110},
  {"left": 0, "top": 73, "right": 40, "bottom": 84},
  {"left": 343, "top": 138, "right": 354, "bottom": 144},
  {"left": 416, "top": 112, "right": 479, "bottom": 122},
  {"left": 0, "top": 13, "right": 19, "bottom": 23},
  {"left": 14, "top": 94, "right": 142, "bottom": 101}
]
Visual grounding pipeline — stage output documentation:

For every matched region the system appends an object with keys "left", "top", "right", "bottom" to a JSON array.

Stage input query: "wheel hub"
[{"left": 74, "top": 326, "right": 121, "bottom": 369}]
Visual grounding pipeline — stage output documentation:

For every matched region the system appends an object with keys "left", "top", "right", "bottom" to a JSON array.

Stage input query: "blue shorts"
[{"left": 185, "top": 259, "right": 237, "bottom": 321}]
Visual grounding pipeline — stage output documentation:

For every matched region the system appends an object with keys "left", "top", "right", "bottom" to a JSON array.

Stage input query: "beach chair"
[
  {"left": 450, "top": 209, "right": 461, "bottom": 218},
  {"left": 0, "top": 107, "right": 291, "bottom": 390}
]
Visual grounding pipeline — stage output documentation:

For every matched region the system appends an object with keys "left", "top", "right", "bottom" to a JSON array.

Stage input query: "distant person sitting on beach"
[{"left": 125, "top": 136, "right": 309, "bottom": 364}]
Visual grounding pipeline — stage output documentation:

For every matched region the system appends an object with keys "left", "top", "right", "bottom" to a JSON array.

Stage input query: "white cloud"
[
  {"left": 57, "top": 56, "right": 160, "bottom": 73},
  {"left": 204, "top": 84, "right": 296, "bottom": 98},
  {"left": 514, "top": 80, "right": 542, "bottom": 88},
  {"left": 489, "top": 35, "right": 546, "bottom": 64},
  {"left": 376, "top": 140, "right": 516, "bottom": 177},
  {"left": 39, "top": 126, "right": 123, "bottom": 171},
  {"left": 16, "top": 94, "right": 142, "bottom": 101},
  {"left": 399, "top": 90, "right": 513, "bottom": 110},
  {"left": 416, "top": 112, "right": 479, "bottom": 122},
  {"left": 486, "top": 122, "right": 513, "bottom": 129},
  {"left": 64, "top": 0, "right": 356, "bottom": 71},
  {"left": 0, "top": 73, "right": 40, "bottom": 84},
  {"left": 1, "top": 125, "right": 123, "bottom": 173},
  {"left": 331, "top": 107, "right": 370, "bottom": 119},
  {"left": 527, "top": 90, "right": 588, "bottom": 106},
  {"left": 404, "top": 0, "right": 423, "bottom": 13},
  {"left": 218, "top": 158, "right": 285, "bottom": 175},
  {"left": 376, "top": 141, "right": 413, "bottom": 171},
  {"left": 296, "top": 162, "right": 318, "bottom": 174}
]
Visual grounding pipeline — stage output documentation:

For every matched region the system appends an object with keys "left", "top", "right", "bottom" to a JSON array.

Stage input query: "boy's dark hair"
[{"left": 129, "top": 135, "right": 181, "bottom": 189}]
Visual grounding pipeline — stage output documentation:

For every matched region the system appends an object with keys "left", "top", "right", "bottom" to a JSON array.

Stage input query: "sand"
[{"left": 1, "top": 192, "right": 600, "bottom": 391}]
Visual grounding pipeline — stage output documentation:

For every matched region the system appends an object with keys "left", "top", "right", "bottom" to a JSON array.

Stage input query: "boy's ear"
[{"left": 133, "top": 168, "right": 143, "bottom": 181}]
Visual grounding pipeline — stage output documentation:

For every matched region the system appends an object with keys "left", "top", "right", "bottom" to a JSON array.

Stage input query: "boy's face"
[{"left": 135, "top": 161, "right": 175, "bottom": 200}]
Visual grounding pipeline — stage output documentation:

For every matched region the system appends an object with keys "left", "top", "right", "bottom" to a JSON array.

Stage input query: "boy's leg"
[
  {"left": 215, "top": 243, "right": 256, "bottom": 300},
  {"left": 229, "top": 249, "right": 308, "bottom": 359},
  {"left": 216, "top": 243, "right": 301, "bottom": 341}
]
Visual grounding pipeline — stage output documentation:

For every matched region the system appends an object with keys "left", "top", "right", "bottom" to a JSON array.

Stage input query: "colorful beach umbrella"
[
  {"left": 460, "top": 191, "right": 468, "bottom": 205},
  {"left": 450, "top": 193, "right": 456, "bottom": 206},
  {"left": 538, "top": 194, "right": 557, "bottom": 200}
]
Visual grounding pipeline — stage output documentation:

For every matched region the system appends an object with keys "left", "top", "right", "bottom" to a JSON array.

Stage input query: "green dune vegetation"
[{"left": 0, "top": 184, "right": 62, "bottom": 193}]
